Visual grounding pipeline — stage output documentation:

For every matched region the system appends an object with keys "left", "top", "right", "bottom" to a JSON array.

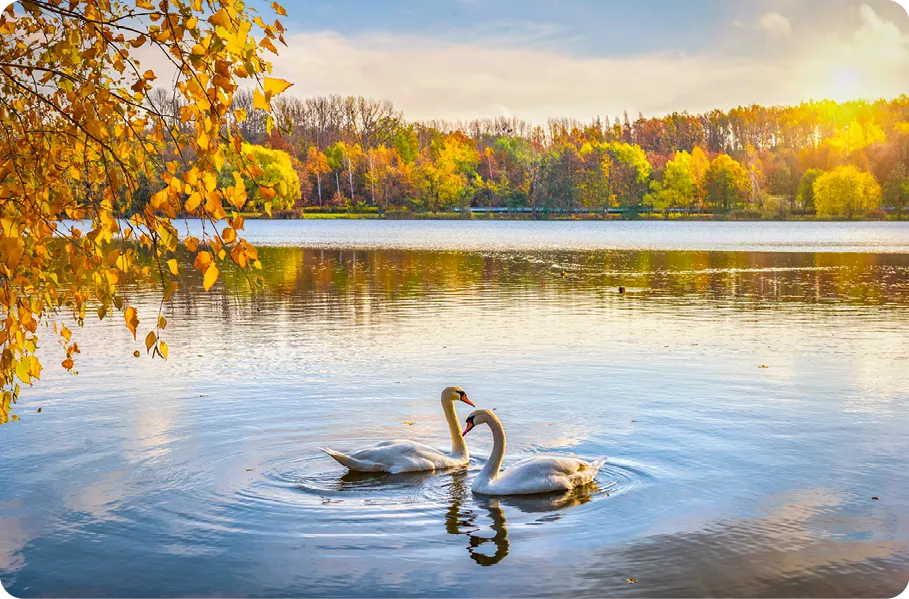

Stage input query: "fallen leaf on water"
[
  {"left": 760, "top": 365, "right": 769, "bottom": 368},
  {"left": 37, "top": 408, "right": 42, "bottom": 413},
  {"left": 872, "top": 497, "right": 879, "bottom": 500},
  {"left": 403, "top": 421, "right": 415, "bottom": 425},
  {"left": 626, "top": 578, "right": 637, "bottom": 584},
  {"left": 246, "top": 469, "right": 253, "bottom": 472},
  {"left": 631, "top": 419, "right": 638, "bottom": 423}
]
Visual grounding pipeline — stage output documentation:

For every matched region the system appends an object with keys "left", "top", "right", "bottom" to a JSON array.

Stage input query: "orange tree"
[{"left": 0, "top": 0, "right": 293, "bottom": 423}]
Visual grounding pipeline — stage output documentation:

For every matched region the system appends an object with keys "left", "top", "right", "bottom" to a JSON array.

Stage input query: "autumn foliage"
[{"left": 0, "top": 0, "right": 292, "bottom": 423}]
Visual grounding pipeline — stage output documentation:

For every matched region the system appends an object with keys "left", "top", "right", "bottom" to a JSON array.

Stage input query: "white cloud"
[
  {"left": 267, "top": 14, "right": 909, "bottom": 123},
  {"left": 758, "top": 12, "right": 793, "bottom": 37},
  {"left": 268, "top": 32, "right": 791, "bottom": 122},
  {"left": 137, "top": 5, "right": 908, "bottom": 123}
]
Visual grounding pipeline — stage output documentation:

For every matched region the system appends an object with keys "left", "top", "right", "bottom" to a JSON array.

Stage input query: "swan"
[
  {"left": 320, "top": 386, "right": 475, "bottom": 474},
  {"left": 462, "top": 409, "right": 606, "bottom": 495}
]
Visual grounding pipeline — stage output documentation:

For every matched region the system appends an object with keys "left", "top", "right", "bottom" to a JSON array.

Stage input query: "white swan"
[
  {"left": 321, "top": 386, "right": 475, "bottom": 474},
  {"left": 462, "top": 409, "right": 606, "bottom": 495}
]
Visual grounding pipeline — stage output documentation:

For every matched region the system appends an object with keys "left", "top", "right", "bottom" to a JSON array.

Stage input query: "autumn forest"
[{"left": 145, "top": 91, "right": 909, "bottom": 220}]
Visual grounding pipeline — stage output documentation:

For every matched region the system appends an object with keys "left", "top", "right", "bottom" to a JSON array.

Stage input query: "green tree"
[
  {"left": 813, "top": 165, "right": 881, "bottom": 219},
  {"left": 797, "top": 168, "right": 824, "bottom": 214},
  {"left": 883, "top": 163, "right": 909, "bottom": 219}
]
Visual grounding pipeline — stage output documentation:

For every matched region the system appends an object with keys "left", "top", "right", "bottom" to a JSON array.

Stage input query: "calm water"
[{"left": 2, "top": 221, "right": 909, "bottom": 598}]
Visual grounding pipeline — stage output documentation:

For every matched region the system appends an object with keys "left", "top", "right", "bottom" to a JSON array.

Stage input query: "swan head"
[
  {"left": 442, "top": 386, "right": 475, "bottom": 407},
  {"left": 462, "top": 408, "right": 496, "bottom": 436}
]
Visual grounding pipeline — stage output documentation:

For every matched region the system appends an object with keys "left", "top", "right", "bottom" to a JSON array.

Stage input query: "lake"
[{"left": 1, "top": 221, "right": 908, "bottom": 597}]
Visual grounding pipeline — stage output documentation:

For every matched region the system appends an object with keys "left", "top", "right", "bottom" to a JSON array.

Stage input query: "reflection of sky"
[{"left": 1, "top": 242, "right": 908, "bottom": 596}]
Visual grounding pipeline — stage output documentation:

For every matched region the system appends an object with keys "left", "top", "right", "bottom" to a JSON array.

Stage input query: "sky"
[{"left": 256, "top": 0, "right": 909, "bottom": 123}]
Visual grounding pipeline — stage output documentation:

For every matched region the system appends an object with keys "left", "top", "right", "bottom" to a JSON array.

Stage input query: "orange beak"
[
  {"left": 462, "top": 421, "right": 475, "bottom": 437},
  {"left": 461, "top": 395, "right": 475, "bottom": 407}
]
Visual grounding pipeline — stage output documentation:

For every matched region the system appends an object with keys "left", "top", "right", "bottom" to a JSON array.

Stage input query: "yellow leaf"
[
  {"left": 158, "top": 316, "right": 167, "bottom": 330},
  {"left": 164, "top": 282, "right": 179, "bottom": 301},
  {"left": 263, "top": 77, "right": 293, "bottom": 96},
  {"left": 167, "top": 259, "right": 179, "bottom": 275},
  {"left": 194, "top": 251, "right": 213, "bottom": 272},
  {"left": 62, "top": 358, "right": 74, "bottom": 370},
  {"left": 222, "top": 227, "right": 236, "bottom": 244},
  {"left": 145, "top": 330, "right": 157, "bottom": 351},
  {"left": 159, "top": 341, "right": 168, "bottom": 360},
  {"left": 124, "top": 307, "right": 139, "bottom": 340},
  {"left": 203, "top": 263, "right": 219, "bottom": 291},
  {"left": 272, "top": 2, "right": 288, "bottom": 16},
  {"left": 136, "top": 0, "right": 154, "bottom": 8},
  {"left": 184, "top": 236, "right": 199, "bottom": 252},
  {"left": 253, "top": 89, "right": 269, "bottom": 111},
  {"left": 210, "top": 8, "right": 231, "bottom": 28},
  {"left": 133, "top": 350, "right": 140, "bottom": 358}
]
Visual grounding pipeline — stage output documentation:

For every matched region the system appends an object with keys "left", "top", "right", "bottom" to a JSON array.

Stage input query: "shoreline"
[{"left": 229, "top": 211, "right": 906, "bottom": 223}]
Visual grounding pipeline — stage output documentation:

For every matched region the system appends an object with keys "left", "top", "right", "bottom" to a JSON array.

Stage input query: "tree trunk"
[
  {"left": 346, "top": 156, "right": 355, "bottom": 203},
  {"left": 369, "top": 154, "right": 376, "bottom": 205},
  {"left": 317, "top": 172, "right": 322, "bottom": 206}
]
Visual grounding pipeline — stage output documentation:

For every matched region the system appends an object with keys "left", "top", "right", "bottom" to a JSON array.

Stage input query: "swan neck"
[
  {"left": 443, "top": 399, "right": 468, "bottom": 458},
  {"left": 480, "top": 416, "right": 506, "bottom": 481}
]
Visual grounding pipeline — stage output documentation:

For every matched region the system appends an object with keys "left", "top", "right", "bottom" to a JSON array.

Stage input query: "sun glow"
[{"left": 830, "top": 66, "right": 863, "bottom": 102}]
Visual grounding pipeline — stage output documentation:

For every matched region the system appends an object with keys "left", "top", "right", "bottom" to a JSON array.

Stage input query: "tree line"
[{"left": 145, "top": 90, "right": 909, "bottom": 219}]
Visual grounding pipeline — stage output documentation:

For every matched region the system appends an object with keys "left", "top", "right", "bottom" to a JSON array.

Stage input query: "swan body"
[
  {"left": 463, "top": 409, "right": 606, "bottom": 495},
  {"left": 321, "top": 387, "right": 474, "bottom": 474}
]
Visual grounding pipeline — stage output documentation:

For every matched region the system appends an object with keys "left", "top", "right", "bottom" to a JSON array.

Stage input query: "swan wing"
[
  {"left": 323, "top": 440, "right": 465, "bottom": 473},
  {"left": 479, "top": 456, "right": 605, "bottom": 495}
]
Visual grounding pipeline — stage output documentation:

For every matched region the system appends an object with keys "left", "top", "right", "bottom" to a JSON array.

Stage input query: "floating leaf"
[
  {"left": 403, "top": 421, "right": 415, "bottom": 426},
  {"left": 626, "top": 578, "right": 637, "bottom": 584}
]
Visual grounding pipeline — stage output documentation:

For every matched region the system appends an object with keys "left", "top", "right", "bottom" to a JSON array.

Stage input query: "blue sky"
[{"left": 260, "top": 0, "right": 909, "bottom": 122}]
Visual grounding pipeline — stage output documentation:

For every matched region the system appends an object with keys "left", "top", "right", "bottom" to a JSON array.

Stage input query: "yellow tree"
[
  {"left": 813, "top": 165, "right": 881, "bottom": 219},
  {"left": 0, "top": 0, "right": 291, "bottom": 423},
  {"left": 303, "top": 145, "right": 330, "bottom": 207}
]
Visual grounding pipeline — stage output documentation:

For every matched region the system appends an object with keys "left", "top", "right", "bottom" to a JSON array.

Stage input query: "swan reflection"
[{"left": 445, "top": 471, "right": 601, "bottom": 566}]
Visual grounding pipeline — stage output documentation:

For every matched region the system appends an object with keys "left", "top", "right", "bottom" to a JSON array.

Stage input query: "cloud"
[
  {"left": 268, "top": 10, "right": 909, "bottom": 124},
  {"left": 758, "top": 12, "right": 793, "bottom": 37},
  {"left": 269, "top": 32, "right": 791, "bottom": 122}
]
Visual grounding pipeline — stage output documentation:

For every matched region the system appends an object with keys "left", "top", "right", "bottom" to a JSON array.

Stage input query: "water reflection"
[
  {"left": 443, "top": 469, "right": 603, "bottom": 567},
  {"left": 4, "top": 230, "right": 909, "bottom": 597},
  {"left": 160, "top": 246, "right": 909, "bottom": 312},
  {"left": 444, "top": 471, "right": 510, "bottom": 566}
]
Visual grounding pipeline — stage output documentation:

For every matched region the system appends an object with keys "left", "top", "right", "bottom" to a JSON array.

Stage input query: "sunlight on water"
[{"left": 1, "top": 222, "right": 908, "bottom": 597}]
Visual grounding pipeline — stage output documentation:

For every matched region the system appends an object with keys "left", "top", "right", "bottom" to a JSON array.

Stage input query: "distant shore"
[{"left": 231, "top": 209, "right": 906, "bottom": 222}]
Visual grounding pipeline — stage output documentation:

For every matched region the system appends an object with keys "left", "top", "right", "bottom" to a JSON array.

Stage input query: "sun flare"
[{"left": 830, "top": 66, "right": 863, "bottom": 101}]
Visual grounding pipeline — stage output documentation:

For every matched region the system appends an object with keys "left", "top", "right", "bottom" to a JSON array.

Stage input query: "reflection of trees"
[{"left": 124, "top": 246, "right": 909, "bottom": 326}]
